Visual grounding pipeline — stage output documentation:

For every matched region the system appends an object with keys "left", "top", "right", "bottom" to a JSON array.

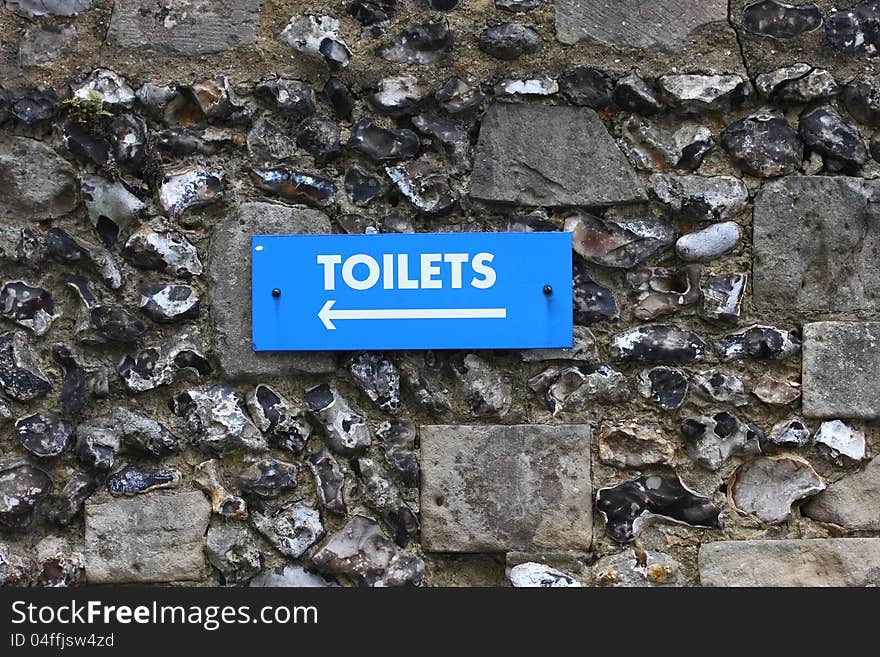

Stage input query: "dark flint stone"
[
  {"left": 0, "top": 281, "right": 55, "bottom": 335},
  {"left": 345, "top": 166, "right": 387, "bottom": 205},
  {"left": 296, "top": 118, "right": 342, "bottom": 165},
  {"left": 429, "top": 0, "right": 459, "bottom": 9},
  {"left": 0, "top": 330, "right": 51, "bottom": 401},
  {"left": 237, "top": 460, "right": 298, "bottom": 499},
  {"left": 613, "top": 73, "right": 665, "bottom": 115},
  {"left": 496, "top": 0, "right": 541, "bottom": 11},
  {"left": 305, "top": 383, "right": 371, "bottom": 454},
  {"left": 348, "top": 0, "right": 396, "bottom": 24},
  {"left": 52, "top": 472, "right": 97, "bottom": 526},
  {"left": 701, "top": 273, "right": 746, "bottom": 326},
  {"left": 350, "top": 352, "right": 401, "bottom": 413},
  {"left": 336, "top": 213, "right": 377, "bottom": 234},
  {"left": 411, "top": 113, "right": 469, "bottom": 174},
  {"left": 610, "top": 324, "right": 706, "bottom": 364},
  {"left": 566, "top": 214, "right": 676, "bottom": 269},
  {"left": 843, "top": 74, "right": 880, "bottom": 126},
  {"left": 376, "top": 419, "right": 419, "bottom": 487},
  {"left": 385, "top": 159, "right": 457, "bottom": 214},
  {"left": 318, "top": 37, "right": 352, "bottom": 71},
  {"left": 639, "top": 367, "right": 688, "bottom": 410},
  {"left": 559, "top": 67, "right": 613, "bottom": 108},
  {"left": 742, "top": 1, "right": 823, "bottom": 39},
  {"left": 720, "top": 112, "right": 803, "bottom": 177},
  {"left": 306, "top": 447, "right": 346, "bottom": 514},
  {"left": 247, "top": 384, "right": 312, "bottom": 454},
  {"left": 367, "top": 76, "right": 428, "bottom": 116},
  {"left": 140, "top": 283, "right": 200, "bottom": 323},
  {"left": 397, "top": 352, "right": 451, "bottom": 417},
  {"left": 184, "top": 76, "right": 248, "bottom": 124},
  {"left": 378, "top": 16, "right": 453, "bottom": 64},
  {"left": 170, "top": 384, "right": 265, "bottom": 453},
  {"left": 529, "top": 364, "right": 630, "bottom": 413},
  {"left": 479, "top": 23, "right": 542, "bottom": 60},
  {"left": 88, "top": 305, "right": 147, "bottom": 343},
  {"left": 52, "top": 344, "right": 108, "bottom": 415},
  {"left": 572, "top": 256, "right": 619, "bottom": 325},
  {"left": 0, "top": 88, "right": 11, "bottom": 125},
  {"left": 323, "top": 79, "right": 354, "bottom": 120},
  {"left": 799, "top": 106, "right": 867, "bottom": 172},
  {"left": 353, "top": 457, "right": 419, "bottom": 547},
  {"left": 507, "top": 214, "right": 559, "bottom": 232},
  {"left": 254, "top": 79, "right": 315, "bottom": 122},
  {"left": 871, "top": 130, "right": 880, "bottom": 162},
  {"left": 110, "top": 113, "right": 149, "bottom": 173},
  {"left": 106, "top": 465, "right": 179, "bottom": 495},
  {"left": 12, "top": 87, "right": 58, "bottom": 124},
  {"left": 349, "top": 118, "right": 420, "bottom": 161},
  {"left": 75, "top": 408, "right": 178, "bottom": 466},
  {"left": 680, "top": 411, "right": 763, "bottom": 470},
  {"left": 826, "top": 0, "right": 880, "bottom": 55},
  {"left": 596, "top": 475, "right": 722, "bottom": 543},
  {"left": 16, "top": 411, "right": 73, "bottom": 458},
  {"left": 248, "top": 167, "right": 337, "bottom": 207},
  {"left": 60, "top": 118, "right": 109, "bottom": 166},
  {"left": 247, "top": 116, "right": 297, "bottom": 161},
  {"left": 0, "top": 463, "right": 52, "bottom": 531},
  {"left": 0, "top": 225, "right": 45, "bottom": 269},
  {"left": 311, "top": 514, "right": 424, "bottom": 586},
  {"left": 435, "top": 77, "right": 484, "bottom": 113},
  {"left": 716, "top": 325, "right": 800, "bottom": 361},
  {"left": 156, "top": 126, "right": 244, "bottom": 156},
  {"left": 119, "top": 334, "right": 211, "bottom": 394},
  {"left": 756, "top": 65, "right": 838, "bottom": 104},
  {"left": 122, "top": 227, "right": 202, "bottom": 278}
]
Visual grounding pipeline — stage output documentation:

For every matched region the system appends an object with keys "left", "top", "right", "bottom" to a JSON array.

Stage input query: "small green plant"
[{"left": 61, "top": 94, "right": 112, "bottom": 126}]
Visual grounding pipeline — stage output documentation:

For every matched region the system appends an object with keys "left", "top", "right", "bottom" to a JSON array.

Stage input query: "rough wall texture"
[{"left": 2, "top": 0, "right": 880, "bottom": 589}]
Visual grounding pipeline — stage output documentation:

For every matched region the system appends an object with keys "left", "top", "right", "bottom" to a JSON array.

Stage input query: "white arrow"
[{"left": 318, "top": 300, "right": 507, "bottom": 330}]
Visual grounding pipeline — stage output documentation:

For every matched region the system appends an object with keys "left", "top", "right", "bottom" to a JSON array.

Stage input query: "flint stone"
[
  {"left": 698, "top": 539, "right": 880, "bottom": 587},
  {"left": 470, "top": 104, "right": 644, "bottom": 207},
  {"left": 555, "top": 0, "right": 728, "bottom": 49},
  {"left": 753, "top": 177, "right": 880, "bottom": 312},
  {"left": 803, "top": 455, "right": 880, "bottom": 530},
  {"left": 209, "top": 203, "right": 335, "bottom": 379},
  {"left": 802, "top": 322, "right": 880, "bottom": 420},
  {"left": 0, "top": 137, "right": 78, "bottom": 222},
  {"left": 421, "top": 424, "right": 592, "bottom": 552},
  {"left": 84, "top": 491, "right": 210, "bottom": 583},
  {"left": 107, "top": 0, "right": 260, "bottom": 55}
]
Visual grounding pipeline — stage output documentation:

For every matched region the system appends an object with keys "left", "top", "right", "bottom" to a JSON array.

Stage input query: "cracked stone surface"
[
  {"left": 421, "top": 425, "right": 592, "bottom": 552},
  {"left": 470, "top": 104, "right": 645, "bottom": 207}
]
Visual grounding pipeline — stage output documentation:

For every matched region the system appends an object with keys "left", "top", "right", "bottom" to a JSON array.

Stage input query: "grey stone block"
[
  {"left": 470, "top": 104, "right": 645, "bottom": 207},
  {"left": 699, "top": 539, "right": 880, "bottom": 587},
  {"left": 0, "top": 136, "right": 78, "bottom": 222},
  {"left": 208, "top": 202, "right": 336, "bottom": 379},
  {"left": 753, "top": 176, "right": 880, "bottom": 312},
  {"left": 421, "top": 424, "right": 592, "bottom": 552},
  {"left": 107, "top": 0, "right": 260, "bottom": 55},
  {"left": 84, "top": 491, "right": 210, "bottom": 584},
  {"left": 802, "top": 322, "right": 880, "bottom": 419},
  {"left": 555, "top": 0, "right": 728, "bottom": 49},
  {"left": 803, "top": 456, "right": 880, "bottom": 530}
]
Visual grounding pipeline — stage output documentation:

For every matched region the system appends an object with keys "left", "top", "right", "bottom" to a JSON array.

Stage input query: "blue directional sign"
[{"left": 251, "top": 232, "right": 573, "bottom": 351}]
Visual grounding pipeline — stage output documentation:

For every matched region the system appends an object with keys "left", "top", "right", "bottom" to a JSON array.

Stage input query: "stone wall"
[{"left": 1, "top": 0, "right": 880, "bottom": 588}]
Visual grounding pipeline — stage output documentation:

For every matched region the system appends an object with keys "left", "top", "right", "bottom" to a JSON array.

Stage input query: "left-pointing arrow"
[{"left": 318, "top": 300, "right": 507, "bottom": 330}]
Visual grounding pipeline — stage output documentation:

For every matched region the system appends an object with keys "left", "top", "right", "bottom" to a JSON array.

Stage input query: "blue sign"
[{"left": 251, "top": 232, "right": 573, "bottom": 351}]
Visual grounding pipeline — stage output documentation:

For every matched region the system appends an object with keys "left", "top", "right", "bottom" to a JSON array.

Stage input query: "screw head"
[
  {"left": 271, "top": 288, "right": 282, "bottom": 298},
  {"left": 543, "top": 285, "right": 553, "bottom": 296}
]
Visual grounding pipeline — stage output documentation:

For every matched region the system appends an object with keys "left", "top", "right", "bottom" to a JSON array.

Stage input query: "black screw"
[
  {"left": 543, "top": 285, "right": 553, "bottom": 296},
  {"left": 272, "top": 288, "right": 282, "bottom": 298}
]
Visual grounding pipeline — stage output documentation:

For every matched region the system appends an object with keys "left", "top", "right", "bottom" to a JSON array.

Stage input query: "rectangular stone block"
[
  {"left": 753, "top": 176, "right": 880, "bottom": 312},
  {"left": 803, "top": 455, "right": 880, "bottom": 530},
  {"left": 469, "top": 104, "right": 645, "bottom": 207},
  {"left": 555, "top": 0, "right": 728, "bottom": 49},
  {"left": 699, "top": 539, "right": 880, "bottom": 587},
  {"left": 420, "top": 424, "right": 592, "bottom": 552},
  {"left": 208, "top": 202, "right": 336, "bottom": 379},
  {"left": 802, "top": 322, "right": 880, "bottom": 419},
  {"left": 85, "top": 491, "right": 210, "bottom": 584},
  {"left": 107, "top": 0, "right": 260, "bottom": 55}
]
